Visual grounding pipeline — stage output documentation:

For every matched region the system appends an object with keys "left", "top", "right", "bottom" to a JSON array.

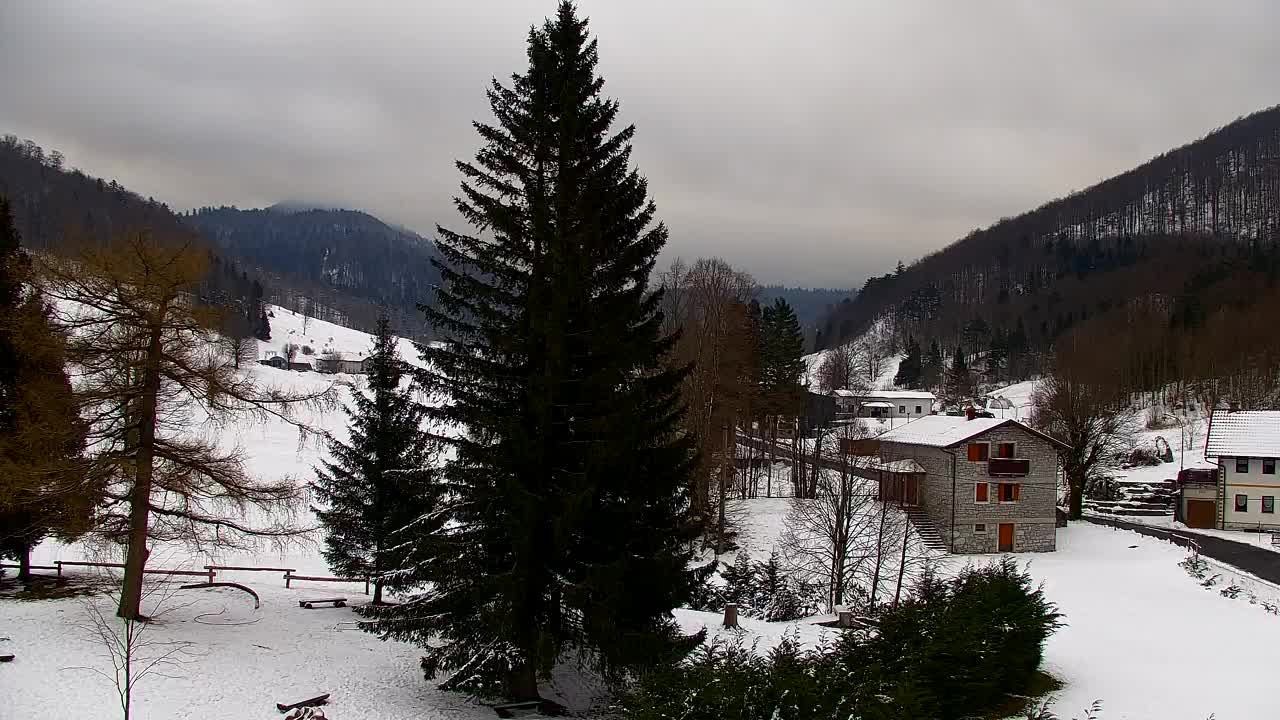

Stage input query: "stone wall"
[{"left": 881, "top": 423, "right": 1060, "bottom": 553}]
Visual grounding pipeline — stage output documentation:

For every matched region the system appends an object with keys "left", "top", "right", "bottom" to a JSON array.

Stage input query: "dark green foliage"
[
  {"left": 311, "top": 311, "right": 435, "bottom": 604},
  {"left": 922, "top": 338, "right": 943, "bottom": 388},
  {"left": 626, "top": 559, "right": 1063, "bottom": 720},
  {"left": 0, "top": 195, "right": 92, "bottom": 578},
  {"left": 988, "top": 326, "right": 1008, "bottom": 381},
  {"left": 371, "top": 2, "right": 695, "bottom": 699},
  {"left": 759, "top": 299, "right": 805, "bottom": 413},
  {"left": 721, "top": 550, "right": 757, "bottom": 606},
  {"left": 893, "top": 335, "right": 922, "bottom": 388}
]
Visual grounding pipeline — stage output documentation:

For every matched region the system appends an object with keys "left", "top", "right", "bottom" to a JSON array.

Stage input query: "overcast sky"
[{"left": 2, "top": 2, "right": 1277, "bottom": 287}]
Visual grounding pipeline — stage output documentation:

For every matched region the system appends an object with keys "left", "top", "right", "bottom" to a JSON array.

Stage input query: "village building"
[
  {"left": 859, "top": 411, "right": 1068, "bottom": 553},
  {"left": 832, "top": 389, "right": 936, "bottom": 419},
  {"left": 1198, "top": 410, "right": 1280, "bottom": 531},
  {"left": 315, "top": 352, "right": 372, "bottom": 375}
]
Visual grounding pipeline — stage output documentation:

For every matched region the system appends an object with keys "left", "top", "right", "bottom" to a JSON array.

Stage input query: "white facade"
[
  {"left": 1217, "top": 455, "right": 1280, "bottom": 530},
  {"left": 1203, "top": 410, "right": 1280, "bottom": 530},
  {"left": 833, "top": 390, "right": 935, "bottom": 419}
]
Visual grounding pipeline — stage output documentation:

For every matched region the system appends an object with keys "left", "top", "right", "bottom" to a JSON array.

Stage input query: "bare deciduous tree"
[
  {"left": 1030, "top": 354, "right": 1135, "bottom": 520},
  {"left": 74, "top": 575, "right": 196, "bottom": 720},
  {"left": 41, "top": 233, "right": 335, "bottom": 620}
]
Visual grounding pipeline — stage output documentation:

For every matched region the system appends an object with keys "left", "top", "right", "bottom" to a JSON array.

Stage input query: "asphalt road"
[{"left": 1085, "top": 515, "right": 1280, "bottom": 584}]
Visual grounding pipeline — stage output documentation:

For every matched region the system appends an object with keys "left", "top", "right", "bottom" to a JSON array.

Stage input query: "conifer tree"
[
  {"left": 0, "top": 197, "right": 92, "bottom": 580},
  {"left": 894, "top": 335, "right": 922, "bottom": 388},
  {"left": 368, "top": 2, "right": 695, "bottom": 700},
  {"left": 922, "top": 339, "right": 944, "bottom": 388},
  {"left": 759, "top": 298, "right": 804, "bottom": 413},
  {"left": 987, "top": 327, "right": 1008, "bottom": 382},
  {"left": 312, "top": 311, "right": 434, "bottom": 604},
  {"left": 945, "top": 344, "right": 975, "bottom": 403}
]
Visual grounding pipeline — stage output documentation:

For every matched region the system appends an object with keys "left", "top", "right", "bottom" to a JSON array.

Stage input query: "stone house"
[{"left": 869, "top": 412, "right": 1068, "bottom": 553}]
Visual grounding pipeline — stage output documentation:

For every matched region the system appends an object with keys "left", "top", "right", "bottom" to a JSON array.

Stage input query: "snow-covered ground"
[{"left": 8, "top": 307, "right": 1275, "bottom": 719}]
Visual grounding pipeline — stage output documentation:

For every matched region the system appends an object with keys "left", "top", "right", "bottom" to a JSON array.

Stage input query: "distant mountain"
[
  {"left": 819, "top": 105, "right": 1280, "bottom": 346},
  {"left": 185, "top": 206, "right": 440, "bottom": 334},
  {"left": 756, "top": 285, "right": 854, "bottom": 329}
]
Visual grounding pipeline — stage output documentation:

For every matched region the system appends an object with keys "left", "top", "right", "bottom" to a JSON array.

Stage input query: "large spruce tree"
[
  {"left": 312, "top": 311, "right": 434, "bottom": 604},
  {"left": 368, "top": 2, "right": 695, "bottom": 700},
  {"left": 0, "top": 196, "right": 92, "bottom": 580},
  {"left": 759, "top": 298, "right": 804, "bottom": 412}
]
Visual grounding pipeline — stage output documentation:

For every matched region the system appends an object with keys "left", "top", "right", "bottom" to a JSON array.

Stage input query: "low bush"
[{"left": 627, "top": 558, "right": 1062, "bottom": 720}]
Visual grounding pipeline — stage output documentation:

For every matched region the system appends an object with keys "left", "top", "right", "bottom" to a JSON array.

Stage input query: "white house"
[
  {"left": 1203, "top": 410, "right": 1280, "bottom": 531},
  {"left": 832, "top": 389, "right": 936, "bottom": 419}
]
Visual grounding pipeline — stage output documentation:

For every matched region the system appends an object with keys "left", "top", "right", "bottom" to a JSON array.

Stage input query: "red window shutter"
[
  {"left": 1012, "top": 483, "right": 1021, "bottom": 501},
  {"left": 976, "top": 482, "right": 988, "bottom": 502},
  {"left": 968, "top": 443, "right": 981, "bottom": 462}
]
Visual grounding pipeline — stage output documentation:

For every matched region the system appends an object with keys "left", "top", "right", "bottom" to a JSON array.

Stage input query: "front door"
[
  {"left": 903, "top": 476, "right": 919, "bottom": 506},
  {"left": 998, "top": 523, "right": 1014, "bottom": 552}
]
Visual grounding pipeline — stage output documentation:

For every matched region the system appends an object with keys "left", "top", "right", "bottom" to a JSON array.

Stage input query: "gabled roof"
[
  {"left": 1205, "top": 410, "right": 1280, "bottom": 459},
  {"left": 857, "top": 390, "right": 937, "bottom": 401},
  {"left": 876, "top": 415, "right": 1070, "bottom": 451}
]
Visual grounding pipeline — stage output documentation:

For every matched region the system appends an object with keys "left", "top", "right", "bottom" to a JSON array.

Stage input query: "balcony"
[{"left": 988, "top": 457, "right": 1030, "bottom": 477}]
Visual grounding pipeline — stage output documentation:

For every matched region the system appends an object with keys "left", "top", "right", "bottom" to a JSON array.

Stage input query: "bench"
[
  {"left": 295, "top": 594, "right": 345, "bottom": 604},
  {"left": 284, "top": 571, "right": 369, "bottom": 594}
]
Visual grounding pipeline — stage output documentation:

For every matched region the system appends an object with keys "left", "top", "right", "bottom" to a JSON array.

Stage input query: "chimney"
[{"left": 965, "top": 406, "right": 976, "bottom": 421}]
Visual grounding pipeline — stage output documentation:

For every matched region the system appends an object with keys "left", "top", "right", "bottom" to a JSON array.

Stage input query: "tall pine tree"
[
  {"left": 368, "top": 3, "right": 695, "bottom": 700},
  {"left": 759, "top": 298, "right": 804, "bottom": 413},
  {"left": 0, "top": 196, "right": 92, "bottom": 579},
  {"left": 894, "top": 335, "right": 923, "bottom": 388},
  {"left": 312, "top": 311, "right": 434, "bottom": 604}
]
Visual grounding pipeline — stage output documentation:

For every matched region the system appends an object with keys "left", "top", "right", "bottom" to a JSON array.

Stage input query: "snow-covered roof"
[
  {"left": 862, "top": 401, "right": 894, "bottom": 408},
  {"left": 858, "top": 390, "right": 936, "bottom": 401},
  {"left": 1205, "top": 410, "right": 1280, "bottom": 459},
  {"left": 876, "top": 415, "right": 1068, "bottom": 451}
]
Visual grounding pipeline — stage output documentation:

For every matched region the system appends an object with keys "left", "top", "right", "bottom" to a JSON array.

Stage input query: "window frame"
[
  {"left": 915, "top": 405, "right": 923, "bottom": 414},
  {"left": 998, "top": 482, "right": 1021, "bottom": 503},
  {"left": 1236, "top": 457, "right": 1250, "bottom": 474},
  {"left": 1235, "top": 494, "right": 1249, "bottom": 512},
  {"left": 974, "top": 523, "right": 987, "bottom": 533},
  {"left": 1265, "top": 459, "right": 1277, "bottom": 475},
  {"left": 967, "top": 442, "right": 990, "bottom": 462},
  {"left": 899, "top": 405, "right": 906, "bottom": 414},
  {"left": 975, "top": 482, "right": 989, "bottom": 503},
  {"left": 995, "top": 442, "right": 1016, "bottom": 459},
  {"left": 1264, "top": 496, "right": 1276, "bottom": 514}
]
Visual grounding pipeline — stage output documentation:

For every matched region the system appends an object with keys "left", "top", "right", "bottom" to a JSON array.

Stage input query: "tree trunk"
[
  {"left": 506, "top": 662, "right": 540, "bottom": 702},
  {"left": 118, "top": 323, "right": 164, "bottom": 620},
  {"left": 373, "top": 581, "right": 383, "bottom": 605},
  {"left": 17, "top": 544, "right": 31, "bottom": 581},
  {"left": 893, "top": 517, "right": 910, "bottom": 608},
  {"left": 1068, "top": 467, "right": 1086, "bottom": 520}
]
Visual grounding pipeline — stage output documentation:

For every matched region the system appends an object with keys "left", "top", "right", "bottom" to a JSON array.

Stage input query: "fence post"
[
  {"left": 364, "top": 577, "right": 370, "bottom": 595},
  {"left": 56, "top": 561, "right": 62, "bottom": 577},
  {"left": 723, "top": 603, "right": 738, "bottom": 628},
  {"left": 284, "top": 570, "right": 292, "bottom": 589}
]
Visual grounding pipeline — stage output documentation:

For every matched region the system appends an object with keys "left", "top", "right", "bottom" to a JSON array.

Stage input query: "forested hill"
[
  {"left": 818, "top": 104, "right": 1280, "bottom": 388},
  {"left": 756, "top": 285, "right": 853, "bottom": 329},
  {"left": 185, "top": 206, "right": 440, "bottom": 333}
]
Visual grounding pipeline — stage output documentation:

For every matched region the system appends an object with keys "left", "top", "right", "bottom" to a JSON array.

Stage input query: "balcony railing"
[{"left": 988, "top": 458, "right": 1030, "bottom": 477}]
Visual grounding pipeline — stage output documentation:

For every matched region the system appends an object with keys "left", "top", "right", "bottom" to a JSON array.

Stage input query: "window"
[
  {"left": 974, "top": 523, "right": 987, "bottom": 533},
  {"left": 967, "top": 443, "right": 990, "bottom": 462},
  {"left": 915, "top": 405, "right": 922, "bottom": 414},
  {"left": 1235, "top": 494, "right": 1249, "bottom": 512},
  {"left": 998, "top": 483, "right": 1020, "bottom": 502},
  {"left": 1266, "top": 459, "right": 1276, "bottom": 475},
  {"left": 1264, "top": 497, "right": 1275, "bottom": 514},
  {"left": 1236, "top": 457, "right": 1250, "bottom": 474},
  {"left": 995, "top": 442, "right": 1016, "bottom": 459},
  {"left": 975, "top": 482, "right": 989, "bottom": 503},
  {"left": 899, "top": 405, "right": 906, "bottom": 414}
]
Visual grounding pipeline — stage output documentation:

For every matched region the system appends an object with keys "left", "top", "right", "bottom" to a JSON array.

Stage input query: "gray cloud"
[{"left": 2, "top": 1, "right": 1277, "bottom": 287}]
